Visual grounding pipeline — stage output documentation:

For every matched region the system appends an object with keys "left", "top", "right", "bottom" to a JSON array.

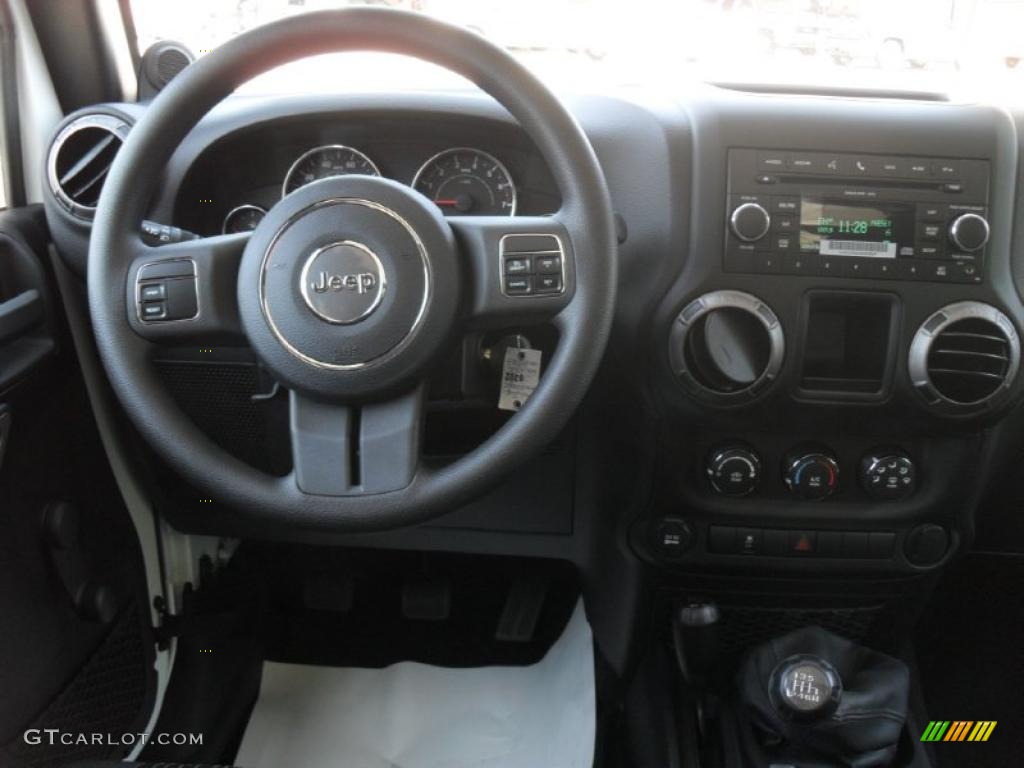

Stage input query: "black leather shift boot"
[{"left": 730, "top": 626, "right": 910, "bottom": 767}]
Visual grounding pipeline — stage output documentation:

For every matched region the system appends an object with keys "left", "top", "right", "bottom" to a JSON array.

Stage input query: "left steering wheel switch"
[{"left": 136, "top": 258, "right": 199, "bottom": 322}]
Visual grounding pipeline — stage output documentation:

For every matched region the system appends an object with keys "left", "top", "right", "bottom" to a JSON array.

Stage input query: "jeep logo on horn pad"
[{"left": 299, "top": 241, "right": 386, "bottom": 324}]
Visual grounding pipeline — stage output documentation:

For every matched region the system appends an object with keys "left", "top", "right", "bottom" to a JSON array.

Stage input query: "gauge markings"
[
  {"left": 412, "top": 148, "right": 516, "bottom": 216},
  {"left": 282, "top": 144, "right": 380, "bottom": 197}
]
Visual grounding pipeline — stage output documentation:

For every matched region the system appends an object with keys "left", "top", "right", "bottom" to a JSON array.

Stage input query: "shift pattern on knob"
[
  {"left": 770, "top": 654, "right": 843, "bottom": 721},
  {"left": 730, "top": 202, "right": 771, "bottom": 242},
  {"left": 949, "top": 212, "right": 990, "bottom": 252}
]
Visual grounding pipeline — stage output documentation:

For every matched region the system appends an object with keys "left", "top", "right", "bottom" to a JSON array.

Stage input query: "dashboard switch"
[
  {"left": 784, "top": 449, "right": 839, "bottom": 501},
  {"left": 706, "top": 445, "right": 762, "bottom": 496}
]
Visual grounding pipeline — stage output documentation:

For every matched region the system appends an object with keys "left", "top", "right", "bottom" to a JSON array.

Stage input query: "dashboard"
[{"left": 40, "top": 86, "right": 1024, "bottom": 587}]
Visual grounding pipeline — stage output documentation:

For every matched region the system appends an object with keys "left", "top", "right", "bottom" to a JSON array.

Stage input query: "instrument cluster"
[{"left": 221, "top": 143, "right": 517, "bottom": 234}]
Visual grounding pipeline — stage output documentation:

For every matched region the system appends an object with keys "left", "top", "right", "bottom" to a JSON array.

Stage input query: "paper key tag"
[{"left": 498, "top": 347, "right": 542, "bottom": 412}]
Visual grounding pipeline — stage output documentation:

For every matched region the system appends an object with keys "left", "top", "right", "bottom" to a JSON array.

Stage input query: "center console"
[{"left": 638, "top": 95, "right": 1024, "bottom": 583}]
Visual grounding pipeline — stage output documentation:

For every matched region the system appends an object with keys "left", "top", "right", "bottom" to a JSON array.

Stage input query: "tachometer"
[
  {"left": 282, "top": 144, "right": 380, "bottom": 197},
  {"left": 412, "top": 148, "right": 516, "bottom": 216},
  {"left": 221, "top": 204, "right": 266, "bottom": 234}
]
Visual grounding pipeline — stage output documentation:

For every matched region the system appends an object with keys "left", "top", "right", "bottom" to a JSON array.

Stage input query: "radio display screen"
[{"left": 799, "top": 198, "right": 915, "bottom": 259}]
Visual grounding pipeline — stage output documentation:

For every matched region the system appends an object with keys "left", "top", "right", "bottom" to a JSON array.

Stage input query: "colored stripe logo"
[{"left": 921, "top": 721, "right": 997, "bottom": 742}]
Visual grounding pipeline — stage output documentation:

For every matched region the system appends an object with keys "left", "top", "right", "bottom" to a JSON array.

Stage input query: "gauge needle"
[{"left": 434, "top": 199, "right": 458, "bottom": 206}]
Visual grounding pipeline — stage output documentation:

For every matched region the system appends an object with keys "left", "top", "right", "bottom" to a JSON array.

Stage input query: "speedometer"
[
  {"left": 282, "top": 144, "right": 380, "bottom": 197},
  {"left": 412, "top": 148, "right": 517, "bottom": 216}
]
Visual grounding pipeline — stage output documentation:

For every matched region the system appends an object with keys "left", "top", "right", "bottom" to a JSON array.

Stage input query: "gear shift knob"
[{"left": 769, "top": 654, "right": 842, "bottom": 721}]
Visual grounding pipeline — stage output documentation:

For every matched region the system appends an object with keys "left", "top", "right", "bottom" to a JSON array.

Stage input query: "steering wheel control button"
[
  {"left": 784, "top": 449, "right": 840, "bottom": 501},
  {"left": 500, "top": 234, "right": 565, "bottom": 298},
  {"left": 504, "top": 256, "right": 532, "bottom": 275},
  {"left": 299, "top": 240, "right": 386, "bottom": 325},
  {"left": 860, "top": 449, "right": 917, "bottom": 501},
  {"left": 770, "top": 655, "right": 843, "bottom": 721},
  {"left": 140, "top": 301, "right": 167, "bottom": 321},
  {"left": 139, "top": 283, "right": 167, "bottom": 301},
  {"left": 136, "top": 259, "right": 198, "bottom": 322},
  {"left": 706, "top": 445, "right": 762, "bottom": 496},
  {"left": 504, "top": 276, "right": 533, "bottom": 295}
]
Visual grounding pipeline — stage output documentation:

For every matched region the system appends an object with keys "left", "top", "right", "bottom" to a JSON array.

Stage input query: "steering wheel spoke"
[
  {"left": 126, "top": 232, "right": 250, "bottom": 343},
  {"left": 289, "top": 385, "right": 425, "bottom": 497},
  {"left": 448, "top": 215, "right": 575, "bottom": 328}
]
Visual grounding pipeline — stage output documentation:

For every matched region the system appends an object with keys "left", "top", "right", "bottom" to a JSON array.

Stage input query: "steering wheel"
[{"left": 89, "top": 8, "right": 617, "bottom": 531}]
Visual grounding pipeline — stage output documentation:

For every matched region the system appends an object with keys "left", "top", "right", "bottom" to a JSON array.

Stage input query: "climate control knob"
[
  {"left": 784, "top": 450, "right": 839, "bottom": 501},
  {"left": 859, "top": 449, "right": 916, "bottom": 501},
  {"left": 730, "top": 202, "right": 771, "bottom": 242},
  {"left": 949, "top": 213, "right": 990, "bottom": 252},
  {"left": 707, "top": 445, "right": 762, "bottom": 496}
]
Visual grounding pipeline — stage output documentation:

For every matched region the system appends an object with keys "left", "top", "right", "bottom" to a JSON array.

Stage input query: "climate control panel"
[{"left": 703, "top": 443, "right": 917, "bottom": 502}]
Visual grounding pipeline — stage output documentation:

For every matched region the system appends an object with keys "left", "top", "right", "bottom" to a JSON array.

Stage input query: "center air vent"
[
  {"left": 909, "top": 302, "right": 1021, "bottom": 414},
  {"left": 46, "top": 113, "right": 131, "bottom": 220},
  {"left": 668, "top": 290, "right": 785, "bottom": 405}
]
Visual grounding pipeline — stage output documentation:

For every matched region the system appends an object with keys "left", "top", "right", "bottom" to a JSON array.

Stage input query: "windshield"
[{"left": 129, "top": 0, "right": 1024, "bottom": 100}]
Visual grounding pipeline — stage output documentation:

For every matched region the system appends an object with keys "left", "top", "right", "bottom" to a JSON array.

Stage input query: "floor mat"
[
  {"left": 234, "top": 601, "right": 595, "bottom": 768},
  {"left": 914, "top": 553, "right": 1024, "bottom": 768}
]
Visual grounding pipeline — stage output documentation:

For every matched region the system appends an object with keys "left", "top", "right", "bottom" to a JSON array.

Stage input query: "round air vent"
[
  {"left": 668, "top": 290, "right": 785, "bottom": 405},
  {"left": 46, "top": 113, "right": 131, "bottom": 220},
  {"left": 908, "top": 301, "right": 1020, "bottom": 414}
]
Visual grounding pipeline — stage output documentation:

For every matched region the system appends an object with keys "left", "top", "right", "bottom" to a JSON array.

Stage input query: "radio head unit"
[{"left": 724, "top": 148, "right": 991, "bottom": 284}]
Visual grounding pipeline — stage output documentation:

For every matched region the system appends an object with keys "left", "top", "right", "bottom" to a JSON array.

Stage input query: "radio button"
[
  {"left": 917, "top": 244, "right": 945, "bottom": 259},
  {"left": 907, "top": 159, "right": 932, "bottom": 177},
  {"left": 934, "top": 160, "right": 961, "bottom": 179},
  {"left": 898, "top": 260, "right": 925, "bottom": 280},
  {"left": 773, "top": 214, "right": 797, "bottom": 233},
  {"left": 783, "top": 254, "right": 813, "bottom": 275},
  {"left": 787, "top": 154, "right": 819, "bottom": 173},
  {"left": 943, "top": 183, "right": 964, "bottom": 194},
  {"left": 875, "top": 260, "right": 899, "bottom": 279},
  {"left": 773, "top": 235, "right": 795, "bottom": 251},
  {"left": 841, "top": 259, "right": 870, "bottom": 278},
  {"left": 753, "top": 252, "right": 783, "bottom": 273},
  {"left": 841, "top": 156, "right": 874, "bottom": 176},
  {"left": 924, "top": 262, "right": 955, "bottom": 282},
  {"left": 757, "top": 152, "right": 787, "bottom": 172},
  {"left": 918, "top": 204, "right": 945, "bottom": 222},
  {"left": 818, "top": 257, "right": 841, "bottom": 277},
  {"left": 820, "top": 156, "right": 843, "bottom": 174},
  {"left": 878, "top": 157, "right": 905, "bottom": 177},
  {"left": 917, "top": 222, "right": 943, "bottom": 241},
  {"left": 772, "top": 196, "right": 800, "bottom": 213}
]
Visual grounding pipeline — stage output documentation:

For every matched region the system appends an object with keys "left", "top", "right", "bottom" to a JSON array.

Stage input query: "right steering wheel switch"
[{"left": 859, "top": 449, "right": 917, "bottom": 501}]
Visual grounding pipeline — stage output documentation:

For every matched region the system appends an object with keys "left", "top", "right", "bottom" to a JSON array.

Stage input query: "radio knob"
[
  {"left": 730, "top": 202, "right": 771, "bottom": 242},
  {"left": 949, "top": 213, "right": 990, "bottom": 252}
]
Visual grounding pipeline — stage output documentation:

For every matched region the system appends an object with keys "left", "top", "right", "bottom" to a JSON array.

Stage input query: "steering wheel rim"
[{"left": 88, "top": 8, "right": 617, "bottom": 532}]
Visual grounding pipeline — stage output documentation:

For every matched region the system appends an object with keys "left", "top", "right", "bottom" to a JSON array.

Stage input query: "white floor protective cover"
[{"left": 234, "top": 600, "right": 596, "bottom": 768}]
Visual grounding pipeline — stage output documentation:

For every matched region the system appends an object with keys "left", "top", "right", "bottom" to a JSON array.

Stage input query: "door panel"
[{"left": 0, "top": 205, "right": 155, "bottom": 767}]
